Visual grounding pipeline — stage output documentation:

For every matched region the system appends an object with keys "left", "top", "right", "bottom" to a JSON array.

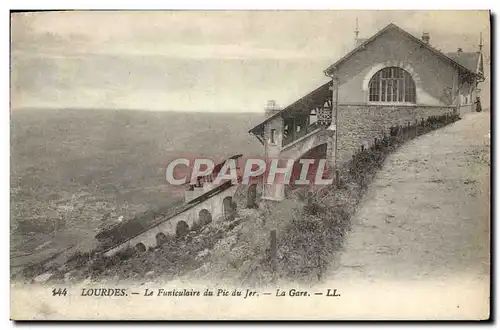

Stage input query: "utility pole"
[
  {"left": 334, "top": 77, "right": 339, "bottom": 176},
  {"left": 270, "top": 230, "right": 277, "bottom": 283}
]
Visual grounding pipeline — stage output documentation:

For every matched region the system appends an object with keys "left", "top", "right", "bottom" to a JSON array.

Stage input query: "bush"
[{"left": 251, "top": 111, "right": 460, "bottom": 284}]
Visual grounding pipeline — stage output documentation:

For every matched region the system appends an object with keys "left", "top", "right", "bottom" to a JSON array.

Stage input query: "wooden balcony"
[
  {"left": 282, "top": 107, "right": 332, "bottom": 148},
  {"left": 249, "top": 80, "right": 333, "bottom": 145}
]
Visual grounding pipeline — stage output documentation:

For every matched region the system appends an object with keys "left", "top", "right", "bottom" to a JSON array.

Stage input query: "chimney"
[
  {"left": 457, "top": 47, "right": 463, "bottom": 54},
  {"left": 264, "top": 100, "right": 281, "bottom": 117},
  {"left": 422, "top": 32, "right": 430, "bottom": 45}
]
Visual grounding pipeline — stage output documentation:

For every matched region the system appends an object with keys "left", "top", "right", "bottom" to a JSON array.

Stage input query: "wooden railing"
[{"left": 282, "top": 107, "right": 331, "bottom": 148}]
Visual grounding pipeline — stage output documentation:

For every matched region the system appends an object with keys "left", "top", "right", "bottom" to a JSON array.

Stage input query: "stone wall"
[
  {"left": 337, "top": 104, "right": 456, "bottom": 165},
  {"left": 103, "top": 184, "right": 239, "bottom": 257}
]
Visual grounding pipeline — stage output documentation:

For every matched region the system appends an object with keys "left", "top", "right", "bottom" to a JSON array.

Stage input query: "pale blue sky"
[{"left": 11, "top": 10, "right": 490, "bottom": 112}]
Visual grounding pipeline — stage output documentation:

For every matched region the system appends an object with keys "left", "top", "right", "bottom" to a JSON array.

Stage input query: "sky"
[{"left": 11, "top": 10, "right": 490, "bottom": 112}]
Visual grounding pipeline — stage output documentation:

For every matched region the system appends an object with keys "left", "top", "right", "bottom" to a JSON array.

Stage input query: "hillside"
[
  {"left": 15, "top": 110, "right": 462, "bottom": 286},
  {"left": 10, "top": 109, "right": 264, "bottom": 273}
]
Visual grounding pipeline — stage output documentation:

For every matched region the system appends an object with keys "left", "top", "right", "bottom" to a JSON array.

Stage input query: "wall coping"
[
  {"left": 102, "top": 182, "right": 238, "bottom": 254},
  {"left": 280, "top": 127, "right": 323, "bottom": 153},
  {"left": 338, "top": 103, "right": 457, "bottom": 109}
]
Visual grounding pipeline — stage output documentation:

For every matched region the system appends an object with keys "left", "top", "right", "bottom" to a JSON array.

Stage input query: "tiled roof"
[
  {"left": 248, "top": 80, "right": 332, "bottom": 135},
  {"left": 325, "top": 23, "right": 479, "bottom": 76},
  {"left": 355, "top": 38, "right": 368, "bottom": 47},
  {"left": 445, "top": 52, "right": 481, "bottom": 73},
  {"left": 249, "top": 23, "right": 482, "bottom": 135}
]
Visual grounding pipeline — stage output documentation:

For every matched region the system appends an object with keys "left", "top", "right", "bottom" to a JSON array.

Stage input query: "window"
[
  {"left": 283, "top": 118, "right": 294, "bottom": 146},
  {"left": 270, "top": 129, "right": 276, "bottom": 144},
  {"left": 295, "top": 115, "right": 307, "bottom": 140},
  {"left": 309, "top": 109, "right": 318, "bottom": 126},
  {"left": 369, "top": 67, "right": 416, "bottom": 103},
  {"left": 281, "top": 114, "right": 311, "bottom": 147}
]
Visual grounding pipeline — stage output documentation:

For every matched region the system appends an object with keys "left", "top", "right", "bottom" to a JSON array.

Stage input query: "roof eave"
[
  {"left": 324, "top": 23, "right": 396, "bottom": 75},
  {"left": 325, "top": 23, "right": 478, "bottom": 77},
  {"left": 248, "top": 80, "right": 332, "bottom": 134}
]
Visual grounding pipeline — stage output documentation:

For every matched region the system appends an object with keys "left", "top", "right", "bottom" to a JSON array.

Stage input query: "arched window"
[
  {"left": 175, "top": 221, "right": 189, "bottom": 238},
  {"left": 369, "top": 67, "right": 416, "bottom": 103},
  {"left": 223, "top": 196, "right": 235, "bottom": 221},
  {"left": 198, "top": 209, "right": 212, "bottom": 226},
  {"left": 135, "top": 243, "right": 146, "bottom": 253},
  {"left": 155, "top": 232, "right": 169, "bottom": 247}
]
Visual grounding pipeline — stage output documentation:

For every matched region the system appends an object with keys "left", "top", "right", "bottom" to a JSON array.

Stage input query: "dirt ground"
[{"left": 329, "top": 111, "right": 490, "bottom": 285}]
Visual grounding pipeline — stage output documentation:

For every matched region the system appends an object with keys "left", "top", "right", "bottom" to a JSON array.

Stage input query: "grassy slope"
[
  {"left": 10, "top": 109, "right": 264, "bottom": 271},
  {"left": 13, "top": 111, "right": 461, "bottom": 284}
]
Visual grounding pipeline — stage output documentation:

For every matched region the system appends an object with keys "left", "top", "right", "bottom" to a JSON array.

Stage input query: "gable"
[
  {"left": 249, "top": 23, "right": 481, "bottom": 135},
  {"left": 325, "top": 23, "right": 478, "bottom": 77},
  {"left": 330, "top": 28, "right": 458, "bottom": 105}
]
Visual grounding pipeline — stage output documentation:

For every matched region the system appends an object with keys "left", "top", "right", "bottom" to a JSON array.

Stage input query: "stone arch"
[
  {"left": 175, "top": 221, "right": 189, "bottom": 238},
  {"left": 290, "top": 143, "right": 328, "bottom": 187},
  {"left": 223, "top": 196, "right": 235, "bottom": 221},
  {"left": 155, "top": 232, "right": 168, "bottom": 247},
  {"left": 135, "top": 243, "right": 146, "bottom": 253},
  {"left": 247, "top": 184, "right": 258, "bottom": 208},
  {"left": 198, "top": 209, "right": 212, "bottom": 226},
  {"left": 280, "top": 127, "right": 331, "bottom": 165}
]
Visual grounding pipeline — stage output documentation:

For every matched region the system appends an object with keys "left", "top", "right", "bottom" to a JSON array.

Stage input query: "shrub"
[{"left": 252, "top": 111, "right": 460, "bottom": 284}]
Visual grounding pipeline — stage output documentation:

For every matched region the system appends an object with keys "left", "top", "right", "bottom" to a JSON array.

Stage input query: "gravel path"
[{"left": 330, "top": 111, "right": 490, "bottom": 284}]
